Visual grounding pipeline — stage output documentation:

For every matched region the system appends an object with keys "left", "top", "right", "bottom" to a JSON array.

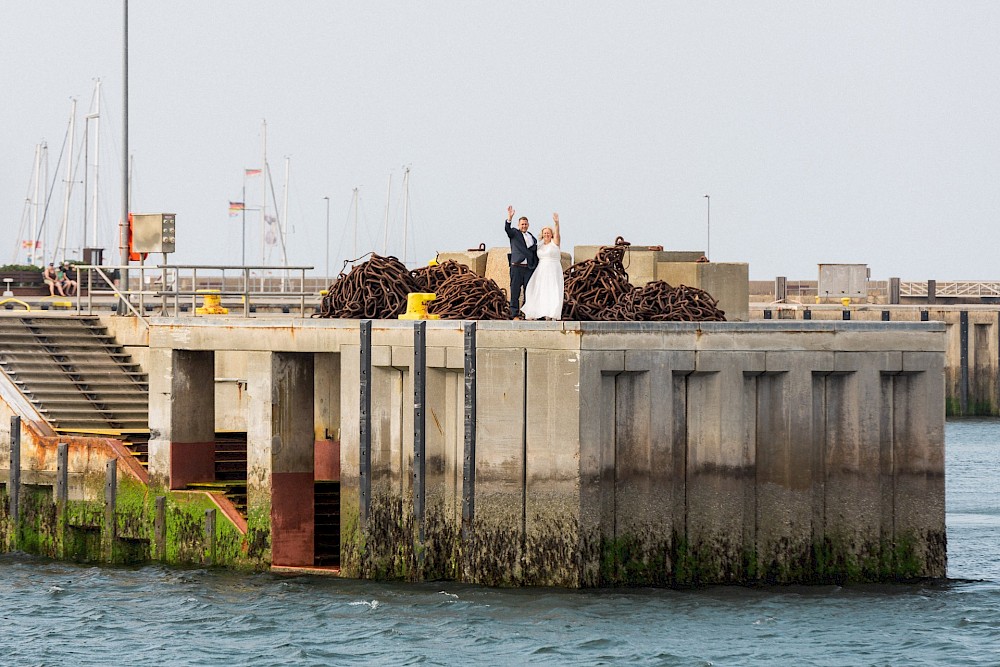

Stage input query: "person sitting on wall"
[
  {"left": 43, "top": 263, "right": 65, "bottom": 297},
  {"left": 58, "top": 262, "right": 77, "bottom": 297}
]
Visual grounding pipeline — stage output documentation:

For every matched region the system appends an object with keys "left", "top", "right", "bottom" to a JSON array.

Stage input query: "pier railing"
[{"left": 73, "top": 264, "right": 322, "bottom": 319}]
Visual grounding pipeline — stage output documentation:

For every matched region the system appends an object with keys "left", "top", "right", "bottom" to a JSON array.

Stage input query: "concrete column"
[
  {"left": 423, "top": 367, "right": 463, "bottom": 578},
  {"left": 612, "top": 350, "right": 695, "bottom": 583},
  {"left": 268, "top": 352, "right": 316, "bottom": 567},
  {"left": 686, "top": 350, "right": 764, "bottom": 582},
  {"left": 470, "top": 347, "right": 527, "bottom": 585},
  {"left": 148, "top": 349, "right": 215, "bottom": 489},
  {"left": 822, "top": 351, "right": 902, "bottom": 575},
  {"left": 892, "top": 352, "right": 946, "bottom": 577},
  {"left": 313, "top": 352, "right": 341, "bottom": 481},
  {"left": 578, "top": 349, "right": 624, "bottom": 586},
  {"left": 754, "top": 350, "right": 834, "bottom": 581},
  {"left": 338, "top": 343, "right": 362, "bottom": 575},
  {"left": 524, "top": 349, "right": 582, "bottom": 586}
]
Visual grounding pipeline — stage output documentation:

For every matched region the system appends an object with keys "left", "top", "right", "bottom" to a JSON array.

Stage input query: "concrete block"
[{"left": 437, "top": 250, "right": 488, "bottom": 276}]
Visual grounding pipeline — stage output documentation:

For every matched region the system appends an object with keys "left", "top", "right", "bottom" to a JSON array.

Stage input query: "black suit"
[{"left": 505, "top": 219, "right": 538, "bottom": 318}]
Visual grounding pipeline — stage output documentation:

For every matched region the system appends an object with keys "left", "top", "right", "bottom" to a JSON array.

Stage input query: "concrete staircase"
[
  {"left": 186, "top": 433, "right": 249, "bottom": 517},
  {"left": 0, "top": 316, "right": 149, "bottom": 433}
]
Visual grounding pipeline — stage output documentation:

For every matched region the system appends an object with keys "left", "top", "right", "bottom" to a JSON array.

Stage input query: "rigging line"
[
  {"left": 32, "top": 127, "right": 71, "bottom": 253},
  {"left": 333, "top": 197, "right": 354, "bottom": 272},
  {"left": 264, "top": 162, "right": 288, "bottom": 260},
  {"left": 11, "top": 151, "right": 39, "bottom": 263},
  {"left": 12, "top": 199, "right": 32, "bottom": 265}
]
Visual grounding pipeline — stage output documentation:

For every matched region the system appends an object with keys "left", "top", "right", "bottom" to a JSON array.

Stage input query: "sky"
[{"left": 2, "top": 2, "right": 998, "bottom": 281}]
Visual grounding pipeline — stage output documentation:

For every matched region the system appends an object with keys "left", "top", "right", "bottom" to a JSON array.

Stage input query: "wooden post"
[
  {"left": 9, "top": 416, "right": 20, "bottom": 530},
  {"left": 56, "top": 443, "right": 68, "bottom": 557},
  {"left": 204, "top": 508, "right": 216, "bottom": 566},
  {"left": 154, "top": 496, "right": 167, "bottom": 560},
  {"left": 104, "top": 458, "right": 117, "bottom": 562}
]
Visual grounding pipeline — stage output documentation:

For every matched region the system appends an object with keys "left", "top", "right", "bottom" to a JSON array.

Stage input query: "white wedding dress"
[{"left": 521, "top": 241, "right": 564, "bottom": 320}]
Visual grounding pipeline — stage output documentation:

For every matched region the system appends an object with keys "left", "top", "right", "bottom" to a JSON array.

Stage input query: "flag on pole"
[
  {"left": 229, "top": 201, "right": 245, "bottom": 216},
  {"left": 245, "top": 168, "right": 262, "bottom": 177},
  {"left": 21, "top": 240, "right": 41, "bottom": 249}
]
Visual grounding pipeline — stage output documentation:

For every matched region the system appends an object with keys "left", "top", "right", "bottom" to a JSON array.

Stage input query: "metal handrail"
[{"left": 70, "top": 264, "right": 318, "bottom": 319}]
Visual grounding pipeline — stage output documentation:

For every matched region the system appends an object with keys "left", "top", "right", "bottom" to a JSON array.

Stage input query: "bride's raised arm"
[{"left": 553, "top": 212, "right": 561, "bottom": 247}]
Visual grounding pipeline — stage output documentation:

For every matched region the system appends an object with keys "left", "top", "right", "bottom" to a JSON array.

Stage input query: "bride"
[{"left": 521, "top": 213, "right": 564, "bottom": 320}]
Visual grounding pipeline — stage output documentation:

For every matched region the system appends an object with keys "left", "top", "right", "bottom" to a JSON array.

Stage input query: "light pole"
[
  {"left": 703, "top": 194, "right": 710, "bottom": 260},
  {"left": 323, "top": 196, "right": 330, "bottom": 284},
  {"left": 119, "top": 0, "right": 130, "bottom": 314}
]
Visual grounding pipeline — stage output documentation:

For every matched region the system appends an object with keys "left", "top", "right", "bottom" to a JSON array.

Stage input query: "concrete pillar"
[
  {"left": 524, "top": 349, "right": 582, "bottom": 586},
  {"left": 470, "top": 346, "right": 528, "bottom": 585},
  {"left": 148, "top": 349, "right": 216, "bottom": 489},
  {"left": 754, "top": 350, "right": 833, "bottom": 582},
  {"left": 578, "top": 349, "right": 624, "bottom": 586},
  {"left": 891, "top": 352, "right": 946, "bottom": 576},
  {"left": 822, "top": 351, "right": 902, "bottom": 576},
  {"left": 338, "top": 343, "right": 362, "bottom": 575},
  {"left": 424, "top": 366, "right": 463, "bottom": 578},
  {"left": 686, "top": 350, "right": 763, "bottom": 582},
  {"left": 615, "top": 350, "right": 695, "bottom": 583},
  {"left": 248, "top": 352, "right": 316, "bottom": 567},
  {"left": 775, "top": 276, "right": 787, "bottom": 302},
  {"left": 313, "top": 352, "right": 341, "bottom": 481}
]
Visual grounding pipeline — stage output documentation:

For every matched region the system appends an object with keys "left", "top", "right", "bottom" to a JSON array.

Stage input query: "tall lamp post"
[
  {"left": 323, "top": 196, "right": 330, "bottom": 285},
  {"left": 703, "top": 194, "right": 711, "bottom": 260},
  {"left": 119, "top": 0, "right": 130, "bottom": 314}
]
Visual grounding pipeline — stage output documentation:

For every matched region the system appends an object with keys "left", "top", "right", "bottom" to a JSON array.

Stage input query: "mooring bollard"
[
  {"left": 104, "top": 459, "right": 117, "bottom": 562},
  {"left": 154, "top": 496, "right": 167, "bottom": 560},
  {"left": 204, "top": 508, "right": 216, "bottom": 566}
]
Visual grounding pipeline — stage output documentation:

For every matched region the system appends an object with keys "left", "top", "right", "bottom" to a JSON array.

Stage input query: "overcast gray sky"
[{"left": 3, "top": 2, "right": 998, "bottom": 280}]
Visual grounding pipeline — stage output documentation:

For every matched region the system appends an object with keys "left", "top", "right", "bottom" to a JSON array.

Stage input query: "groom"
[{"left": 504, "top": 205, "right": 538, "bottom": 319}]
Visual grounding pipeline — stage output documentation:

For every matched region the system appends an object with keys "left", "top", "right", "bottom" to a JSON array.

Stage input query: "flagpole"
[{"left": 241, "top": 176, "right": 247, "bottom": 267}]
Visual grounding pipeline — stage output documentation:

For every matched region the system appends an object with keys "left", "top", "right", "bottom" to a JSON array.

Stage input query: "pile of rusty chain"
[
  {"left": 429, "top": 273, "right": 510, "bottom": 320},
  {"left": 562, "top": 240, "right": 726, "bottom": 322},
  {"left": 562, "top": 244, "right": 635, "bottom": 321},
  {"left": 410, "top": 260, "right": 475, "bottom": 292},
  {"left": 317, "top": 253, "right": 417, "bottom": 319}
]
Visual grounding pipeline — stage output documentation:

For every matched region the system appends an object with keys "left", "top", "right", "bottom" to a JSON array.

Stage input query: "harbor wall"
[
  {"left": 1, "top": 317, "right": 947, "bottom": 585},
  {"left": 752, "top": 305, "right": 1000, "bottom": 415}
]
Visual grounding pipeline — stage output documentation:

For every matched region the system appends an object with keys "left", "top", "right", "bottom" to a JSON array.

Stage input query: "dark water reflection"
[{"left": 1, "top": 419, "right": 999, "bottom": 666}]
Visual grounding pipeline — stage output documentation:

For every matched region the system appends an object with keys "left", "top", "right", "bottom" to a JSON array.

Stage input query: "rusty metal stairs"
[{"left": 0, "top": 315, "right": 149, "bottom": 435}]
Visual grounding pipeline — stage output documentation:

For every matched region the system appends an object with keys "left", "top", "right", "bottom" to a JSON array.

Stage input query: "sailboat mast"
[
  {"left": 352, "top": 187, "right": 359, "bottom": 260},
  {"left": 58, "top": 98, "right": 77, "bottom": 263},
  {"left": 260, "top": 119, "right": 267, "bottom": 269},
  {"left": 90, "top": 79, "right": 101, "bottom": 248},
  {"left": 30, "top": 144, "right": 41, "bottom": 266},
  {"left": 281, "top": 155, "right": 289, "bottom": 270},
  {"left": 382, "top": 173, "right": 392, "bottom": 255},
  {"left": 402, "top": 166, "right": 410, "bottom": 266}
]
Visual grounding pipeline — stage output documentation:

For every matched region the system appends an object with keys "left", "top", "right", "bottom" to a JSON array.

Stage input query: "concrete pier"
[{"left": 2, "top": 315, "right": 946, "bottom": 586}]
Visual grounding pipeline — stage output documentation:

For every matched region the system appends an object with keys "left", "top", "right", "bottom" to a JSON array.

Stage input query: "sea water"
[{"left": 1, "top": 419, "right": 998, "bottom": 666}]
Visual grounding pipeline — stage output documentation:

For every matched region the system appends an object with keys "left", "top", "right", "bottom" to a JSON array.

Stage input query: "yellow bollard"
[
  {"left": 196, "top": 289, "right": 228, "bottom": 315},
  {"left": 398, "top": 292, "right": 440, "bottom": 320}
]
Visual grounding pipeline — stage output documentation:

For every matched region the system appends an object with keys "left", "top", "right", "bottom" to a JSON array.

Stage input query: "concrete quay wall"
[
  {"left": 753, "top": 304, "right": 1000, "bottom": 416},
  {"left": 141, "top": 317, "right": 944, "bottom": 586}
]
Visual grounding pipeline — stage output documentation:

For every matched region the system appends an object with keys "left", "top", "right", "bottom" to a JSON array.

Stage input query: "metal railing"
[
  {"left": 900, "top": 281, "right": 1000, "bottom": 298},
  {"left": 73, "top": 264, "right": 319, "bottom": 321}
]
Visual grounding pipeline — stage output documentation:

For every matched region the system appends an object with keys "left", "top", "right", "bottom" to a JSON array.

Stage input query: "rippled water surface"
[{"left": 2, "top": 419, "right": 999, "bottom": 666}]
